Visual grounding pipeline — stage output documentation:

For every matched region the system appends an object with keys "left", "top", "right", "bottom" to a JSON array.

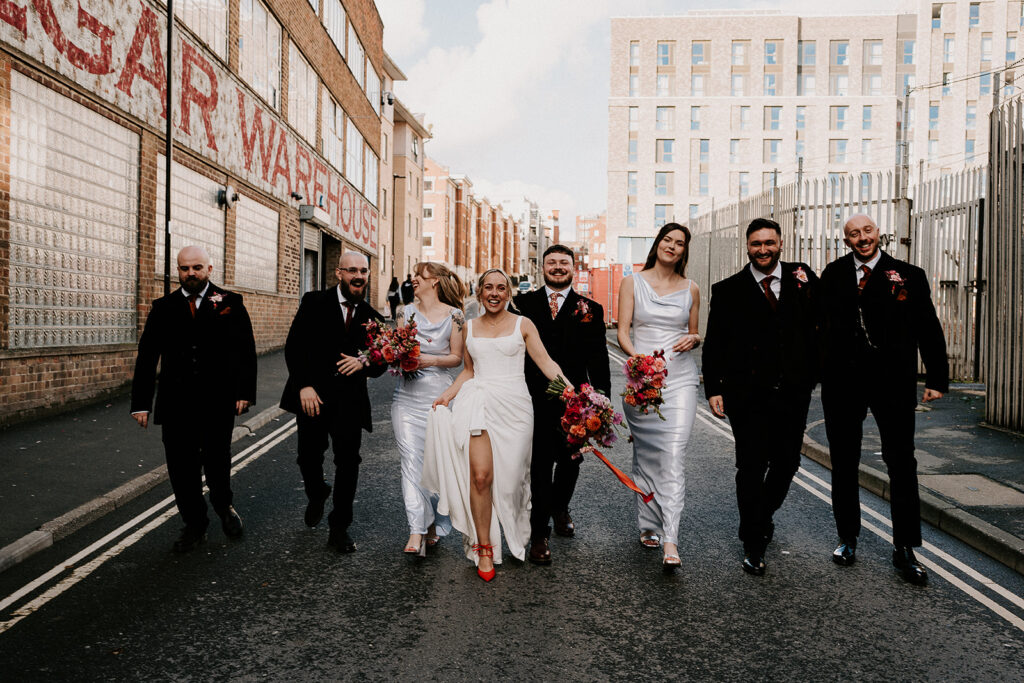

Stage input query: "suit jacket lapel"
[{"left": 554, "top": 288, "right": 577, "bottom": 325}]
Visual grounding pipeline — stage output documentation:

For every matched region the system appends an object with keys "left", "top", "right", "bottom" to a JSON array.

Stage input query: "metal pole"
[{"left": 163, "top": 0, "right": 174, "bottom": 295}]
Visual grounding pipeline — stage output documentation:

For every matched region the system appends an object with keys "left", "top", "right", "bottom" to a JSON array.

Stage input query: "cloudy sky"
[{"left": 376, "top": 0, "right": 915, "bottom": 238}]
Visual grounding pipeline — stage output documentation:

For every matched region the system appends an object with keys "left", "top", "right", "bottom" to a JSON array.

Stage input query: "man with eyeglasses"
[{"left": 280, "top": 251, "right": 386, "bottom": 554}]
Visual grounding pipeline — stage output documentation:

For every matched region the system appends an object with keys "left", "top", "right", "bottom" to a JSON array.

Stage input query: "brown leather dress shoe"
[
  {"left": 553, "top": 510, "right": 575, "bottom": 537},
  {"left": 528, "top": 537, "right": 552, "bottom": 565}
]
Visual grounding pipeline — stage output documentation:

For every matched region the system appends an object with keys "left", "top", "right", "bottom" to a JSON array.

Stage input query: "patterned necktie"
[
  {"left": 188, "top": 293, "right": 198, "bottom": 318},
  {"left": 858, "top": 265, "right": 872, "bottom": 293},
  {"left": 549, "top": 292, "right": 560, "bottom": 319},
  {"left": 343, "top": 302, "right": 355, "bottom": 331},
  {"left": 761, "top": 276, "right": 778, "bottom": 312}
]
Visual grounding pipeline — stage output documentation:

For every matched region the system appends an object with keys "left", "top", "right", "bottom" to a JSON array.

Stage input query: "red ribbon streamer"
[{"left": 588, "top": 448, "right": 655, "bottom": 503}]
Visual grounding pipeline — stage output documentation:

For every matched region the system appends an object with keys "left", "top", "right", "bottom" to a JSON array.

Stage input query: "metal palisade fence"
[
  {"left": 987, "top": 94, "right": 1024, "bottom": 433},
  {"left": 688, "top": 164, "right": 987, "bottom": 390}
]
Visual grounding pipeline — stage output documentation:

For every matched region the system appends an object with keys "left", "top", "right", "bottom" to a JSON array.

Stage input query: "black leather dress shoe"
[
  {"left": 742, "top": 553, "right": 766, "bottom": 576},
  {"left": 304, "top": 483, "right": 332, "bottom": 527},
  {"left": 528, "top": 537, "right": 552, "bottom": 565},
  {"left": 218, "top": 506, "right": 244, "bottom": 538},
  {"left": 173, "top": 526, "right": 207, "bottom": 553},
  {"left": 892, "top": 546, "right": 928, "bottom": 585},
  {"left": 553, "top": 511, "right": 575, "bottom": 538},
  {"left": 327, "top": 528, "right": 356, "bottom": 553},
  {"left": 832, "top": 539, "right": 857, "bottom": 566}
]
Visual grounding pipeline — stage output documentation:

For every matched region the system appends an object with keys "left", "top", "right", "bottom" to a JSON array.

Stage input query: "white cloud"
[
  {"left": 377, "top": 0, "right": 429, "bottom": 63},
  {"left": 473, "top": 177, "right": 578, "bottom": 224},
  {"left": 393, "top": 0, "right": 609, "bottom": 151}
]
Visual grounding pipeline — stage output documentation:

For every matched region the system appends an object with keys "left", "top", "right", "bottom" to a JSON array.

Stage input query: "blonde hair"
[
  {"left": 476, "top": 268, "right": 513, "bottom": 304},
  {"left": 414, "top": 261, "right": 466, "bottom": 310}
]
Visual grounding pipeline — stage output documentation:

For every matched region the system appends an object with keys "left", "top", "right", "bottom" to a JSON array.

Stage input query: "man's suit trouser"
[
  {"left": 822, "top": 382, "right": 921, "bottom": 547},
  {"left": 296, "top": 407, "right": 363, "bottom": 530},
  {"left": 529, "top": 402, "right": 580, "bottom": 540},
  {"left": 162, "top": 411, "right": 235, "bottom": 530},
  {"left": 728, "top": 389, "right": 810, "bottom": 551}
]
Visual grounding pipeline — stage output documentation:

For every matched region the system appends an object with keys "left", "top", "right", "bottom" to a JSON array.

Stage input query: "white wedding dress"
[{"left": 422, "top": 316, "right": 534, "bottom": 565}]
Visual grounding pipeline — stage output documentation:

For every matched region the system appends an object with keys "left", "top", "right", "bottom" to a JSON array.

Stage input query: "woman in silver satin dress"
[
  {"left": 616, "top": 223, "right": 701, "bottom": 571},
  {"left": 392, "top": 262, "right": 466, "bottom": 556}
]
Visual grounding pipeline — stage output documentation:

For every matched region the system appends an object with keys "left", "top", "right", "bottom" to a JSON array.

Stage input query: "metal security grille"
[
  {"left": 154, "top": 155, "right": 225, "bottom": 275},
  {"left": 235, "top": 196, "right": 279, "bottom": 292},
  {"left": 8, "top": 72, "right": 139, "bottom": 349}
]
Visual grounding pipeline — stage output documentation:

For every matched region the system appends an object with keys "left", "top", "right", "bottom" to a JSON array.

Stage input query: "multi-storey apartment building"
[
  {"left": 0, "top": 0, "right": 385, "bottom": 423},
  {"left": 608, "top": 1, "right": 1023, "bottom": 263},
  {"left": 391, "top": 97, "right": 430, "bottom": 280},
  {"left": 422, "top": 156, "right": 456, "bottom": 266},
  {"left": 577, "top": 213, "right": 609, "bottom": 269}
]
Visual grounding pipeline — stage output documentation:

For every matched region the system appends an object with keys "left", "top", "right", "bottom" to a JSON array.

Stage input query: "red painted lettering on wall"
[
  {"left": 326, "top": 173, "right": 340, "bottom": 226},
  {"left": 236, "top": 89, "right": 276, "bottom": 182},
  {"left": 0, "top": 0, "right": 27, "bottom": 38},
  {"left": 115, "top": 6, "right": 166, "bottom": 117},
  {"left": 294, "top": 146, "right": 312, "bottom": 208},
  {"left": 312, "top": 160, "right": 327, "bottom": 211},
  {"left": 31, "top": 0, "right": 113, "bottom": 74},
  {"left": 339, "top": 185, "right": 352, "bottom": 235},
  {"left": 179, "top": 43, "right": 218, "bottom": 152},
  {"left": 270, "top": 129, "right": 291, "bottom": 193}
]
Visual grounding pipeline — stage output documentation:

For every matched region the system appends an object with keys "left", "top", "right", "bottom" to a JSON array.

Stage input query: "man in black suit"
[
  {"left": 820, "top": 213, "right": 948, "bottom": 585},
  {"left": 131, "top": 245, "right": 257, "bottom": 553},
  {"left": 280, "top": 251, "right": 386, "bottom": 554},
  {"left": 513, "top": 244, "right": 611, "bottom": 565},
  {"left": 702, "top": 218, "right": 820, "bottom": 576},
  {"left": 400, "top": 274, "right": 414, "bottom": 305}
]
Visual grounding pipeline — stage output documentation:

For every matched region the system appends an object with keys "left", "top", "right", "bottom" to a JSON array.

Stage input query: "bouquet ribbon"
[{"left": 584, "top": 447, "right": 654, "bottom": 503}]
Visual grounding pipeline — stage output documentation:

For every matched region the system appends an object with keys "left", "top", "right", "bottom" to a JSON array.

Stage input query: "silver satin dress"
[
  {"left": 623, "top": 273, "right": 699, "bottom": 547},
  {"left": 391, "top": 303, "right": 455, "bottom": 536}
]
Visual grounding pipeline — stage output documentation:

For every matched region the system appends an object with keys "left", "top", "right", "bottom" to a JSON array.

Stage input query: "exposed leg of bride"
[
  {"left": 469, "top": 431, "right": 496, "bottom": 577},
  {"left": 404, "top": 533, "right": 423, "bottom": 554}
]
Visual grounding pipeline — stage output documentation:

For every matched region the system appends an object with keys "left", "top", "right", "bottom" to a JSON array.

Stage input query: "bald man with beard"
[{"left": 131, "top": 246, "right": 257, "bottom": 553}]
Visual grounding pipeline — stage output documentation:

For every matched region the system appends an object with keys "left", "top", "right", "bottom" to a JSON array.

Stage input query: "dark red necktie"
[
  {"left": 188, "top": 293, "right": 198, "bottom": 318},
  {"left": 858, "top": 265, "right": 872, "bottom": 293},
  {"left": 761, "top": 276, "right": 778, "bottom": 312},
  {"left": 344, "top": 302, "right": 355, "bottom": 331}
]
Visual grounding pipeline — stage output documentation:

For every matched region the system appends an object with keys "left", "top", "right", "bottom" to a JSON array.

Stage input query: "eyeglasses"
[{"left": 337, "top": 267, "right": 369, "bottom": 275}]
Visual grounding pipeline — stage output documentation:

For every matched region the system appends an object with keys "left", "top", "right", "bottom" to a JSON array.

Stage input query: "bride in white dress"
[{"left": 423, "top": 269, "right": 571, "bottom": 582}]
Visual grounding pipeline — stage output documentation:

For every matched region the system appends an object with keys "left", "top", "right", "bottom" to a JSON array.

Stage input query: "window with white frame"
[
  {"left": 657, "top": 74, "right": 672, "bottom": 96},
  {"left": 862, "top": 139, "right": 873, "bottom": 164},
  {"left": 1008, "top": 35, "right": 1018, "bottom": 61},
  {"left": 863, "top": 74, "right": 882, "bottom": 96},
  {"left": 831, "top": 105, "right": 849, "bottom": 130},
  {"left": 628, "top": 106, "right": 639, "bottom": 131},
  {"left": 656, "top": 139, "right": 674, "bottom": 163},
  {"left": 239, "top": 0, "right": 281, "bottom": 109},
  {"left": 732, "top": 41, "right": 747, "bottom": 65},
  {"left": 321, "top": 91, "right": 344, "bottom": 172},
  {"left": 765, "top": 40, "right": 779, "bottom": 64},
  {"left": 764, "top": 73, "right": 778, "bottom": 96},
  {"left": 690, "top": 106, "right": 701, "bottom": 130},
  {"left": 966, "top": 102, "right": 977, "bottom": 129},
  {"left": 982, "top": 35, "right": 992, "bottom": 62},
  {"left": 656, "top": 107, "right": 674, "bottom": 130},
  {"left": 627, "top": 171, "right": 637, "bottom": 196},
  {"left": 796, "top": 106, "right": 806, "bottom": 129},
  {"left": 830, "top": 74, "right": 849, "bottom": 96},
  {"left": 323, "top": 0, "right": 346, "bottom": 58},
  {"left": 692, "top": 41, "right": 708, "bottom": 65},
  {"left": 832, "top": 40, "right": 849, "bottom": 65},
  {"left": 654, "top": 172, "right": 673, "bottom": 196},
  {"left": 739, "top": 106, "right": 751, "bottom": 130},
  {"left": 629, "top": 75, "right": 639, "bottom": 97},
  {"left": 654, "top": 204, "right": 671, "bottom": 228},
  {"left": 763, "top": 139, "right": 781, "bottom": 163},
  {"left": 830, "top": 139, "right": 848, "bottom": 163},
  {"left": 904, "top": 40, "right": 915, "bottom": 64},
  {"left": 367, "top": 68, "right": 381, "bottom": 115},
  {"left": 176, "top": 0, "right": 227, "bottom": 60},
  {"left": 423, "top": 206, "right": 434, "bottom": 219},
  {"left": 731, "top": 74, "right": 745, "bottom": 97},
  {"left": 730, "top": 138, "right": 740, "bottom": 163},
  {"left": 798, "top": 73, "right": 815, "bottom": 96},
  {"left": 738, "top": 172, "right": 749, "bottom": 197},
  {"left": 865, "top": 40, "right": 883, "bottom": 65},
  {"left": 235, "top": 196, "right": 279, "bottom": 292},
  {"left": 657, "top": 41, "right": 674, "bottom": 66},
  {"left": 690, "top": 74, "right": 704, "bottom": 96},
  {"left": 863, "top": 105, "right": 872, "bottom": 129},
  {"left": 699, "top": 139, "right": 709, "bottom": 163},
  {"left": 346, "top": 118, "right": 364, "bottom": 191},
  {"left": 363, "top": 144, "right": 378, "bottom": 205},
  {"left": 944, "top": 36, "right": 955, "bottom": 63},
  {"left": 798, "top": 40, "right": 815, "bottom": 65},
  {"left": 348, "top": 23, "right": 365, "bottom": 89},
  {"left": 288, "top": 43, "right": 317, "bottom": 143},
  {"left": 627, "top": 204, "right": 637, "bottom": 228},
  {"left": 629, "top": 41, "right": 640, "bottom": 66},
  {"left": 628, "top": 139, "right": 638, "bottom": 163}
]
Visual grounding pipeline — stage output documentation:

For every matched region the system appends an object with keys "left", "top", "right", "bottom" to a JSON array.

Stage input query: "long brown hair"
[
  {"left": 415, "top": 261, "right": 466, "bottom": 310},
  {"left": 642, "top": 222, "right": 691, "bottom": 277}
]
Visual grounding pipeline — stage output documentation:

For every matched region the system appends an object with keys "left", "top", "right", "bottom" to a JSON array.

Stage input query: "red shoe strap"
[{"left": 472, "top": 543, "right": 495, "bottom": 558}]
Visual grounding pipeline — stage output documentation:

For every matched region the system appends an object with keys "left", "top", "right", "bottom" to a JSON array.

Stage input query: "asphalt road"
[{"left": 2, "top": 355, "right": 1024, "bottom": 681}]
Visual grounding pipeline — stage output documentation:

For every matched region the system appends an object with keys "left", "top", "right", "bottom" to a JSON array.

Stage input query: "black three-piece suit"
[
  {"left": 819, "top": 251, "right": 948, "bottom": 548},
  {"left": 513, "top": 287, "right": 611, "bottom": 541},
  {"left": 280, "top": 287, "right": 386, "bottom": 531},
  {"left": 702, "top": 262, "right": 820, "bottom": 552},
  {"left": 131, "top": 284, "right": 257, "bottom": 531}
]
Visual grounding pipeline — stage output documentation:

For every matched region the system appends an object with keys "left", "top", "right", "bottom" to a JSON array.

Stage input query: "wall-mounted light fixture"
[
  {"left": 217, "top": 185, "right": 238, "bottom": 209},
  {"left": 382, "top": 91, "right": 395, "bottom": 106}
]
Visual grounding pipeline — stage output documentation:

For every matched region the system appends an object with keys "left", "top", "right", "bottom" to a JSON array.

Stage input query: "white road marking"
[
  {"left": 693, "top": 404, "right": 1024, "bottom": 633},
  {"left": 0, "top": 420, "right": 297, "bottom": 634}
]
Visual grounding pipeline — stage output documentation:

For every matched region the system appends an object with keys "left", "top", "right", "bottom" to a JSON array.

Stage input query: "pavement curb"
[
  {"left": 801, "top": 436, "right": 1024, "bottom": 576},
  {"left": 0, "top": 405, "right": 287, "bottom": 575}
]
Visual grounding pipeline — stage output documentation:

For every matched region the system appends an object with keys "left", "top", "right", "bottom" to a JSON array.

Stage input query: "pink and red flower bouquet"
[
  {"left": 546, "top": 377, "right": 653, "bottom": 503},
  {"left": 359, "top": 314, "right": 422, "bottom": 378},
  {"left": 622, "top": 350, "right": 668, "bottom": 420}
]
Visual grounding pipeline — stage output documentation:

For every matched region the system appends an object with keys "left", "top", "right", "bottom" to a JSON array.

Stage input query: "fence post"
[{"left": 894, "top": 196, "right": 913, "bottom": 262}]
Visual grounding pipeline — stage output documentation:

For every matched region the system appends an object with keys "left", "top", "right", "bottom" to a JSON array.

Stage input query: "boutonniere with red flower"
[
  {"left": 885, "top": 270, "right": 909, "bottom": 299},
  {"left": 207, "top": 291, "right": 231, "bottom": 314},
  {"left": 574, "top": 299, "right": 594, "bottom": 323},
  {"left": 792, "top": 266, "right": 809, "bottom": 289}
]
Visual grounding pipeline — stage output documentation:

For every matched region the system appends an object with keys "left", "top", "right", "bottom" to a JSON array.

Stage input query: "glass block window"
[
  {"left": 323, "top": 0, "right": 346, "bottom": 58},
  {"left": 321, "top": 91, "right": 344, "bottom": 172},
  {"left": 155, "top": 154, "right": 225, "bottom": 278},
  {"left": 364, "top": 145, "right": 379, "bottom": 206},
  {"left": 348, "top": 23, "right": 365, "bottom": 89},
  {"left": 235, "top": 196, "right": 279, "bottom": 292},
  {"left": 176, "top": 0, "right": 227, "bottom": 60},
  {"left": 346, "top": 119, "right": 364, "bottom": 192},
  {"left": 9, "top": 73, "right": 139, "bottom": 348},
  {"left": 288, "top": 43, "right": 317, "bottom": 143}
]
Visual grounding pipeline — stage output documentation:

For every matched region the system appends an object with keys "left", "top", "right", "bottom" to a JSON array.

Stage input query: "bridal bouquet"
[
  {"left": 621, "top": 350, "right": 668, "bottom": 419},
  {"left": 359, "top": 315, "right": 422, "bottom": 378},
  {"left": 546, "top": 377, "right": 653, "bottom": 503}
]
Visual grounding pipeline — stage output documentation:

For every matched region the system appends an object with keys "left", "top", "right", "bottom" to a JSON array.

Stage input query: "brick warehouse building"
[{"left": 0, "top": 0, "right": 384, "bottom": 425}]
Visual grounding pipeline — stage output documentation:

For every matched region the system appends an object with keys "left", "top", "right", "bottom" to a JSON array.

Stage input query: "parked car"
[{"left": 517, "top": 281, "right": 532, "bottom": 293}]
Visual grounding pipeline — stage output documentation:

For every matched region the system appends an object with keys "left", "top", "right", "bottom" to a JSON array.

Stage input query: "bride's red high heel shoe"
[{"left": 472, "top": 543, "right": 496, "bottom": 582}]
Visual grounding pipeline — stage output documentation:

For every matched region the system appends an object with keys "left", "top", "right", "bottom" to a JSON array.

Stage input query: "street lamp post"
[{"left": 163, "top": 0, "right": 174, "bottom": 295}]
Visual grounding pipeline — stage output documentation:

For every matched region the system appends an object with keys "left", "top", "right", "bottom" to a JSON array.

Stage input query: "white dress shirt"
[
  {"left": 749, "top": 262, "right": 783, "bottom": 300},
  {"left": 853, "top": 250, "right": 883, "bottom": 286},
  {"left": 182, "top": 282, "right": 210, "bottom": 309},
  {"left": 544, "top": 285, "right": 573, "bottom": 314},
  {"left": 337, "top": 285, "right": 358, "bottom": 324}
]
